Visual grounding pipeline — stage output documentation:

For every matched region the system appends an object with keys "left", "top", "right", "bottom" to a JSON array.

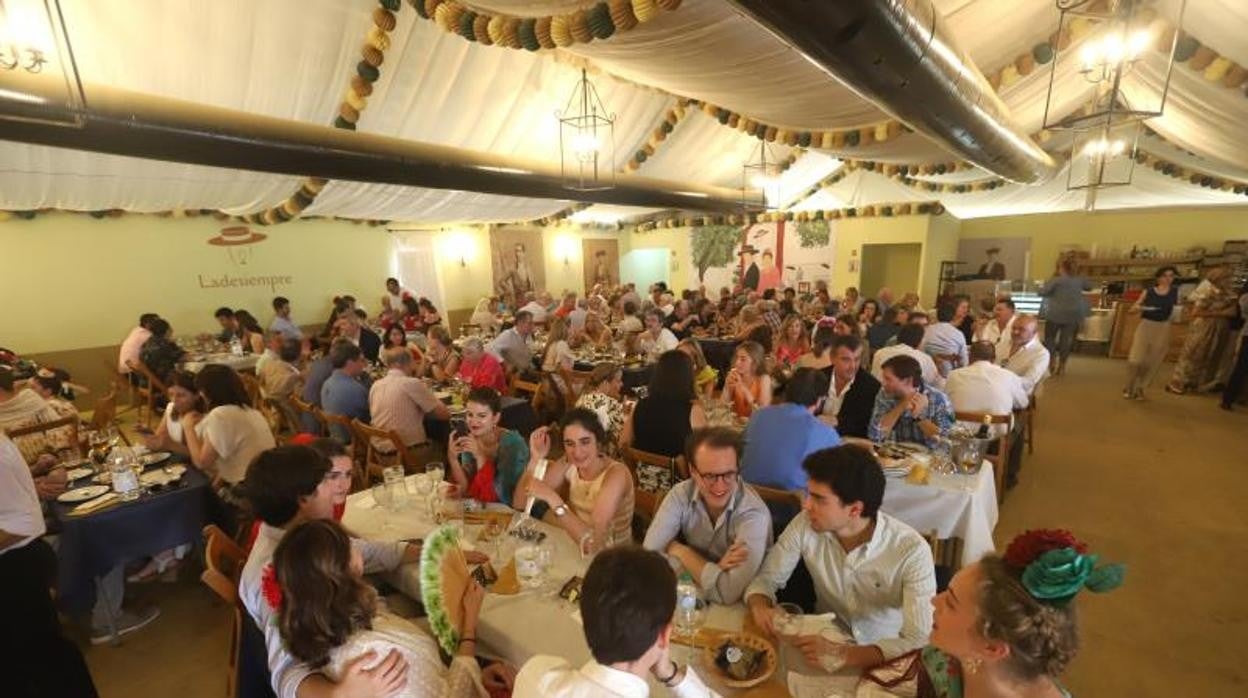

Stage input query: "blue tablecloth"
[{"left": 52, "top": 467, "right": 210, "bottom": 614}]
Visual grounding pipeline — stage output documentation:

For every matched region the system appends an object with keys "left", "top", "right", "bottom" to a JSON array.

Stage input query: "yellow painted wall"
[
  {"left": 623, "top": 227, "right": 692, "bottom": 292},
  {"left": 861, "top": 243, "right": 922, "bottom": 301},
  {"left": 959, "top": 206, "right": 1248, "bottom": 280},
  {"left": 831, "top": 215, "right": 947, "bottom": 301},
  {"left": 0, "top": 213, "right": 393, "bottom": 354}
]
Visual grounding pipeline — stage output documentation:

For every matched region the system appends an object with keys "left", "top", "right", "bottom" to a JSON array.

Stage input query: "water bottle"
[
  {"left": 676, "top": 573, "right": 698, "bottom": 617},
  {"left": 230, "top": 335, "right": 244, "bottom": 356},
  {"left": 110, "top": 455, "right": 141, "bottom": 502}
]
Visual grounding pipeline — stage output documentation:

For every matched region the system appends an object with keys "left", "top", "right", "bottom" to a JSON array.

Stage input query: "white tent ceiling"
[{"left": 0, "top": 0, "right": 1245, "bottom": 223}]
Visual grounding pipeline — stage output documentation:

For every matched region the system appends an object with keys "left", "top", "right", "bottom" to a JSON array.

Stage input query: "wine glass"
[
  {"left": 425, "top": 462, "right": 446, "bottom": 486},
  {"left": 372, "top": 484, "right": 395, "bottom": 531},
  {"left": 773, "top": 602, "right": 804, "bottom": 670}
]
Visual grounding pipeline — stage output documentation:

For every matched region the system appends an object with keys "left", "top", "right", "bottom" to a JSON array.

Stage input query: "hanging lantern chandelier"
[
  {"left": 0, "top": 0, "right": 86, "bottom": 126},
  {"left": 558, "top": 68, "right": 615, "bottom": 192},
  {"left": 741, "top": 140, "right": 782, "bottom": 211}
]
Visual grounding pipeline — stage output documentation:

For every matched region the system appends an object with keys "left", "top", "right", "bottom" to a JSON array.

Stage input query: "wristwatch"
[{"left": 553, "top": 503, "right": 568, "bottom": 517}]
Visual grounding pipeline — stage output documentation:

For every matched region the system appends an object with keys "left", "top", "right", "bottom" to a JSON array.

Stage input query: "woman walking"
[{"left": 1122, "top": 266, "right": 1178, "bottom": 400}]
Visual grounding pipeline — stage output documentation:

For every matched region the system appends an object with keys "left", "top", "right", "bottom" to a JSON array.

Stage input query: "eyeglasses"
[{"left": 694, "top": 470, "right": 738, "bottom": 485}]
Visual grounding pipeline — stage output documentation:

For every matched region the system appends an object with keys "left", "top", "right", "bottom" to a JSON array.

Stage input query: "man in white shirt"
[
  {"left": 945, "top": 341, "right": 1029, "bottom": 436},
  {"left": 254, "top": 331, "right": 283, "bottom": 377},
  {"left": 746, "top": 445, "right": 935, "bottom": 670},
  {"left": 518, "top": 292, "right": 548, "bottom": 323},
  {"left": 514, "top": 546, "right": 720, "bottom": 697},
  {"left": 269, "top": 296, "right": 303, "bottom": 340},
  {"left": 487, "top": 310, "right": 536, "bottom": 373},
  {"left": 240, "top": 445, "right": 418, "bottom": 698},
  {"left": 921, "top": 300, "right": 969, "bottom": 376},
  {"left": 872, "top": 324, "right": 943, "bottom": 389},
  {"left": 973, "top": 298, "right": 1016, "bottom": 363},
  {"left": 639, "top": 308, "right": 679, "bottom": 359},
  {"left": 384, "top": 277, "right": 412, "bottom": 312},
  {"left": 1003, "top": 314, "right": 1049, "bottom": 394},
  {"left": 118, "top": 312, "right": 159, "bottom": 376},
  {"left": 0, "top": 436, "right": 98, "bottom": 695}
]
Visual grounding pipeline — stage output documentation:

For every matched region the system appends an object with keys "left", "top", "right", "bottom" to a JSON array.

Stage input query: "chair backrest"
[
  {"left": 625, "top": 446, "right": 689, "bottom": 481},
  {"left": 349, "top": 419, "right": 406, "bottom": 489},
  {"left": 750, "top": 483, "right": 804, "bottom": 513},
  {"left": 4, "top": 414, "right": 81, "bottom": 457},
  {"left": 126, "top": 359, "right": 168, "bottom": 394},
  {"left": 320, "top": 409, "right": 355, "bottom": 445},
  {"left": 923, "top": 530, "right": 965, "bottom": 572},
  {"left": 510, "top": 374, "right": 545, "bottom": 412},
  {"left": 201, "top": 524, "right": 246, "bottom": 606},
  {"left": 239, "top": 373, "right": 262, "bottom": 409},
  {"left": 953, "top": 411, "right": 1012, "bottom": 427},
  {"left": 288, "top": 396, "right": 326, "bottom": 436},
  {"left": 88, "top": 382, "right": 120, "bottom": 432}
]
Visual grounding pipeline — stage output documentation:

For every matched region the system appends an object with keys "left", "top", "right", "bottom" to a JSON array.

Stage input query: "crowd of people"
[{"left": 6, "top": 264, "right": 1211, "bottom": 698}]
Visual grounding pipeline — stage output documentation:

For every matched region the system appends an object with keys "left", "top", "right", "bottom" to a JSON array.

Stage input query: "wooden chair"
[
  {"left": 623, "top": 447, "right": 688, "bottom": 532},
  {"left": 5, "top": 414, "right": 84, "bottom": 458},
  {"left": 953, "top": 410, "right": 1013, "bottom": 505},
  {"left": 320, "top": 410, "right": 356, "bottom": 445},
  {"left": 1024, "top": 393, "right": 1037, "bottom": 454},
  {"left": 923, "top": 530, "right": 965, "bottom": 591},
  {"left": 288, "top": 396, "right": 326, "bottom": 436},
  {"left": 349, "top": 419, "right": 410, "bottom": 490},
  {"left": 86, "top": 381, "right": 120, "bottom": 433},
  {"left": 567, "top": 368, "right": 594, "bottom": 402},
  {"left": 239, "top": 373, "right": 262, "bottom": 409},
  {"left": 126, "top": 359, "right": 167, "bottom": 428},
  {"left": 201, "top": 524, "right": 247, "bottom": 698},
  {"left": 510, "top": 373, "right": 544, "bottom": 412},
  {"left": 750, "top": 483, "right": 804, "bottom": 513}
]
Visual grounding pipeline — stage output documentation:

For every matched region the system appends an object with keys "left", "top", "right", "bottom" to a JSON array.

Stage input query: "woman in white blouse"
[
  {"left": 142, "top": 370, "right": 203, "bottom": 458},
  {"left": 541, "top": 317, "right": 577, "bottom": 407},
  {"left": 273, "top": 519, "right": 515, "bottom": 698}
]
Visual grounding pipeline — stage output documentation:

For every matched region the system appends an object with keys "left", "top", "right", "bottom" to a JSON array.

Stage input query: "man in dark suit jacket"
[
  {"left": 335, "top": 309, "right": 382, "bottom": 363},
  {"left": 819, "top": 334, "right": 881, "bottom": 439}
]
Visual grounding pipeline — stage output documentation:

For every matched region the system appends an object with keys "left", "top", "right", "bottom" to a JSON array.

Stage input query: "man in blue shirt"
[
  {"left": 869, "top": 354, "right": 955, "bottom": 447},
  {"left": 740, "top": 368, "right": 842, "bottom": 493},
  {"left": 320, "top": 340, "right": 371, "bottom": 442},
  {"left": 269, "top": 296, "right": 303, "bottom": 340}
]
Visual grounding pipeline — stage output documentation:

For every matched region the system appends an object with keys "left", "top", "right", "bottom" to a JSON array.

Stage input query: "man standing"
[
  {"left": 369, "top": 347, "right": 450, "bottom": 462},
  {"left": 514, "top": 547, "right": 719, "bottom": 697},
  {"left": 1003, "top": 314, "right": 1050, "bottom": 395},
  {"left": 739, "top": 244, "right": 761, "bottom": 292},
  {"left": 974, "top": 298, "right": 1017, "bottom": 363},
  {"left": 320, "top": 341, "right": 370, "bottom": 442},
  {"left": 384, "top": 277, "right": 412, "bottom": 312},
  {"left": 269, "top": 296, "right": 303, "bottom": 340},
  {"left": 643, "top": 428, "right": 772, "bottom": 605},
  {"left": 819, "top": 335, "right": 881, "bottom": 439},
  {"left": 945, "top": 341, "right": 1029, "bottom": 435},
  {"left": 876, "top": 287, "right": 895, "bottom": 316},
  {"left": 487, "top": 310, "right": 536, "bottom": 375},
  {"left": 741, "top": 368, "right": 842, "bottom": 492},
  {"left": 746, "top": 445, "right": 935, "bottom": 670},
  {"left": 568, "top": 297, "right": 590, "bottom": 334},
  {"left": 871, "top": 324, "right": 942, "bottom": 389},
  {"left": 869, "top": 355, "right": 955, "bottom": 447}
]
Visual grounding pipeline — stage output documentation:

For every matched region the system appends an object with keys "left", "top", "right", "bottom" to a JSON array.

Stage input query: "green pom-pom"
[
  {"left": 519, "top": 18, "right": 539, "bottom": 51},
  {"left": 881, "top": 206, "right": 893, "bottom": 216},
  {"left": 935, "top": 163, "right": 948, "bottom": 174},
  {"left": 635, "top": 151, "right": 647, "bottom": 163},
  {"left": 845, "top": 208, "right": 857, "bottom": 217},
  {"left": 1085, "top": 563, "right": 1126, "bottom": 593},
  {"left": 459, "top": 10, "right": 477, "bottom": 41},
  {"left": 334, "top": 116, "right": 357, "bottom": 130},
  {"left": 717, "top": 110, "right": 730, "bottom": 124},
  {"left": 1032, "top": 42, "right": 1054, "bottom": 65},
  {"left": 411, "top": 0, "right": 429, "bottom": 19},
  {"left": 357, "top": 61, "right": 380, "bottom": 82},
  {"left": 1174, "top": 35, "right": 1199, "bottom": 62},
  {"left": 798, "top": 132, "right": 812, "bottom": 147},
  {"left": 661, "top": 120, "right": 674, "bottom": 134},
  {"left": 588, "top": 3, "right": 615, "bottom": 40},
  {"left": 379, "top": 0, "right": 401, "bottom": 11},
  {"left": 844, "top": 130, "right": 860, "bottom": 146}
]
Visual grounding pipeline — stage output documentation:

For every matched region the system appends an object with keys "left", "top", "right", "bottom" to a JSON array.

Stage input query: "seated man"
[
  {"left": 945, "top": 341, "right": 1029, "bottom": 436},
  {"left": 921, "top": 300, "right": 968, "bottom": 377},
  {"left": 320, "top": 341, "right": 370, "bottom": 442},
  {"left": 514, "top": 546, "right": 718, "bottom": 697},
  {"left": 640, "top": 308, "right": 680, "bottom": 358},
  {"left": 643, "top": 428, "right": 772, "bottom": 605},
  {"left": 869, "top": 355, "right": 955, "bottom": 447},
  {"left": 369, "top": 346, "right": 450, "bottom": 462},
  {"left": 741, "top": 368, "right": 841, "bottom": 492},
  {"left": 259, "top": 338, "right": 303, "bottom": 402},
  {"left": 269, "top": 296, "right": 303, "bottom": 341},
  {"left": 518, "top": 292, "right": 548, "bottom": 323},
  {"left": 487, "top": 310, "right": 535, "bottom": 374},
  {"left": 1002, "top": 314, "right": 1049, "bottom": 395},
  {"left": 215, "top": 306, "right": 241, "bottom": 343},
  {"left": 819, "top": 335, "right": 881, "bottom": 439},
  {"left": 240, "top": 445, "right": 419, "bottom": 698},
  {"left": 254, "top": 331, "right": 284, "bottom": 376},
  {"left": 746, "top": 445, "right": 935, "bottom": 670},
  {"left": 871, "top": 323, "right": 942, "bottom": 389}
]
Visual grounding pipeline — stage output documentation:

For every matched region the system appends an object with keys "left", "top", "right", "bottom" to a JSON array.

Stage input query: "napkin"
[
  {"left": 71, "top": 492, "right": 120, "bottom": 516},
  {"left": 786, "top": 672, "right": 857, "bottom": 698}
]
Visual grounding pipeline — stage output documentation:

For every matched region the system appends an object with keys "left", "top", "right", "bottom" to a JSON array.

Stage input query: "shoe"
[
  {"left": 1122, "top": 389, "right": 1133, "bottom": 399},
  {"left": 127, "top": 556, "right": 178, "bottom": 583},
  {"left": 1220, "top": 403, "right": 1233, "bottom": 411},
  {"left": 1133, "top": 391, "right": 1147, "bottom": 401},
  {"left": 90, "top": 606, "right": 161, "bottom": 645},
  {"left": 1164, "top": 385, "right": 1185, "bottom": 395}
]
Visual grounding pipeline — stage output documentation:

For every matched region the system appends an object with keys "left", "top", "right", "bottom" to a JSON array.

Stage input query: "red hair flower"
[
  {"left": 1003, "top": 529, "right": 1088, "bottom": 569},
  {"left": 261, "top": 564, "right": 283, "bottom": 611}
]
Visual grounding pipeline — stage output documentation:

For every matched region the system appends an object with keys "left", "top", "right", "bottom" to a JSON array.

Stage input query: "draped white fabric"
[{"left": 0, "top": 0, "right": 1245, "bottom": 222}]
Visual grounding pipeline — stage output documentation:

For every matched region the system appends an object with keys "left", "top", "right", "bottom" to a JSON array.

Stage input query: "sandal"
[{"left": 1164, "top": 385, "right": 1186, "bottom": 395}]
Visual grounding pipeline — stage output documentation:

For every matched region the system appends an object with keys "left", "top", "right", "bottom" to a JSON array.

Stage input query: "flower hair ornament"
[
  {"left": 1003, "top": 529, "right": 1125, "bottom": 606},
  {"left": 261, "top": 563, "right": 283, "bottom": 611}
]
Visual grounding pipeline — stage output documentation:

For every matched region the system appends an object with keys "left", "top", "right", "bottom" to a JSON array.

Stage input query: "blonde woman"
[
  {"left": 541, "top": 317, "right": 576, "bottom": 404},
  {"left": 734, "top": 305, "right": 765, "bottom": 340},
  {"left": 775, "top": 315, "right": 810, "bottom": 369},
  {"left": 572, "top": 311, "right": 613, "bottom": 350},
  {"left": 676, "top": 338, "right": 718, "bottom": 401},
  {"left": 722, "top": 341, "right": 771, "bottom": 418}
]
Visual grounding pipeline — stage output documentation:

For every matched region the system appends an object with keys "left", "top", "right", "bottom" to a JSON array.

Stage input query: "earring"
[{"left": 964, "top": 658, "right": 982, "bottom": 675}]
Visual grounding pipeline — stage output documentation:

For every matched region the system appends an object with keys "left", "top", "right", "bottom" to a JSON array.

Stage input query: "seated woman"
[
  {"left": 143, "top": 370, "right": 204, "bottom": 459},
  {"left": 797, "top": 326, "right": 836, "bottom": 372},
  {"left": 234, "top": 310, "right": 267, "bottom": 354},
  {"left": 574, "top": 362, "right": 626, "bottom": 450},
  {"left": 854, "top": 529, "right": 1122, "bottom": 698},
  {"left": 775, "top": 315, "right": 810, "bottom": 370},
  {"left": 273, "top": 519, "right": 514, "bottom": 698},
  {"left": 419, "top": 298, "right": 443, "bottom": 328},
  {"left": 857, "top": 299, "right": 881, "bottom": 337},
  {"left": 384, "top": 325, "right": 424, "bottom": 365},
  {"left": 834, "top": 312, "right": 861, "bottom": 338},
  {"left": 694, "top": 298, "right": 719, "bottom": 333},
  {"left": 722, "top": 341, "right": 772, "bottom": 419},
  {"left": 399, "top": 296, "right": 424, "bottom": 332},
  {"left": 30, "top": 369, "right": 79, "bottom": 423},
  {"left": 455, "top": 338, "right": 505, "bottom": 393},
  {"left": 733, "top": 305, "right": 765, "bottom": 341},
  {"left": 623, "top": 350, "right": 707, "bottom": 463},
  {"left": 676, "top": 338, "right": 718, "bottom": 401},
  {"left": 468, "top": 297, "right": 500, "bottom": 334},
  {"left": 571, "top": 311, "right": 613, "bottom": 350},
  {"left": 446, "top": 387, "right": 529, "bottom": 507},
  {"left": 518, "top": 409, "right": 635, "bottom": 551},
  {"left": 138, "top": 317, "right": 185, "bottom": 384},
  {"left": 182, "top": 365, "right": 276, "bottom": 535},
  {"left": 420, "top": 327, "right": 460, "bottom": 384},
  {"left": 541, "top": 317, "right": 576, "bottom": 406}
]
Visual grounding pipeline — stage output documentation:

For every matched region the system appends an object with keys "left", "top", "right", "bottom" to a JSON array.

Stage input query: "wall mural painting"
[
  {"left": 489, "top": 227, "right": 545, "bottom": 309},
  {"left": 690, "top": 220, "right": 836, "bottom": 294},
  {"left": 582, "top": 238, "right": 619, "bottom": 293}
]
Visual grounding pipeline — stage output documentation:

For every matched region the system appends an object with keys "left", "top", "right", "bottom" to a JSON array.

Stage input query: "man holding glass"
[
  {"left": 744, "top": 445, "right": 935, "bottom": 671},
  {"left": 642, "top": 428, "right": 772, "bottom": 604}
]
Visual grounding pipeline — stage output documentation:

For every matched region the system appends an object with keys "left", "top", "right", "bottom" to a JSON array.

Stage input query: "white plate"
[
  {"left": 139, "top": 452, "right": 173, "bottom": 466},
  {"left": 58, "top": 485, "right": 111, "bottom": 503},
  {"left": 140, "top": 470, "right": 183, "bottom": 487},
  {"left": 66, "top": 467, "right": 95, "bottom": 481}
]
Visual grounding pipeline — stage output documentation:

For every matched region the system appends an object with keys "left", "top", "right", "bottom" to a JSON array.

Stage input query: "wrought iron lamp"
[
  {"left": 741, "top": 140, "right": 782, "bottom": 210},
  {"left": 558, "top": 68, "right": 615, "bottom": 192},
  {"left": 0, "top": 0, "right": 86, "bottom": 126}
]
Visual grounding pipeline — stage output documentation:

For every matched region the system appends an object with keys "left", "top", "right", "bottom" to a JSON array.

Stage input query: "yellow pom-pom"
[
  {"left": 999, "top": 64, "right": 1020, "bottom": 87},
  {"left": 535, "top": 16, "right": 555, "bottom": 49},
  {"left": 701, "top": 102, "right": 717, "bottom": 117},
  {"left": 819, "top": 132, "right": 834, "bottom": 149},
  {"left": 339, "top": 102, "right": 360, "bottom": 124},
  {"left": 632, "top": 0, "right": 658, "bottom": 23},
  {"left": 1203, "top": 56, "right": 1232, "bottom": 82},
  {"left": 434, "top": 2, "right": 462, "bottom": 33},
  {"left": 282, "top": 198, "right": 302, "bottom": 217},
  {"left": 874, "top": 123, "right": 890, "bottom": 142},
  {"left": 345, "top": 89, "right": 367, "bottom": 111},
  {"left": 487, "top": 15, "right": 506, "bottom": 44},
  {"left": 569, "top": 9, "right": 592, "bottom": 43},
  {"left": 551, "top": 14, "right": 573, "bottom": 46},
  {"left": 609, "top": 0, "right": 638, "bottom": 32},
  {"left": 831, "top": 131, "right": 846, "bottom": 148},
  {"left": 367, "top": 26, "right": 391, "bottom": 52}
]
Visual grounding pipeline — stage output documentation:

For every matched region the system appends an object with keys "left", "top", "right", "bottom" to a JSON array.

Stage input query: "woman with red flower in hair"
[{"left": 858, "top": 529, "right": 1124, "bottom": 697}]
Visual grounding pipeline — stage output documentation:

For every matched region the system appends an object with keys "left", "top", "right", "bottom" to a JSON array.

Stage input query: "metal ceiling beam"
[
  {"left": 0, "top": 84, "right": 746, "bottom": 213},
  {"left": 725, "top": 0, "right": 1058, "bottom": 184}
]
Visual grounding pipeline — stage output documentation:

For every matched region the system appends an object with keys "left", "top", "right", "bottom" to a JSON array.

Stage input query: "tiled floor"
[{"left": 77, "top": 355, "right": 1247, "bottom": 696}]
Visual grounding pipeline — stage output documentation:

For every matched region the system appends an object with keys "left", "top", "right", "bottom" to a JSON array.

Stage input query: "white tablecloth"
[
  {"left": 180, "top": 353, "right": 260, "bottom": 373},
  {"left": 881, "top": 463, "right": 998, "bottom": 567}
]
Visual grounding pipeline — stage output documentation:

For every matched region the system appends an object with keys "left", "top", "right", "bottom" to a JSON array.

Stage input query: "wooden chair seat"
[
  {"left": 953, "top": 410, "right": 1013, "bottom": 505},
  {"left": 201, "top": 524, "right": 247, "bottom": 698},
  {"left": 126, "top": 359, "right": 168, "bottom": 429},
  {"left": 349, "top": 419, "right": 410, "bottom": 490}
]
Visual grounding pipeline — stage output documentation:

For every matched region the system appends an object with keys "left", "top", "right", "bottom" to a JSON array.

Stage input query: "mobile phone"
[{"left": 451, "top": 416, "right": 469, "bottom": 437}]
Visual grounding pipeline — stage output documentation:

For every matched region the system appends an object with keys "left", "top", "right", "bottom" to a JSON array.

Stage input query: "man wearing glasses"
[{"left": 642, "top": 428, "right": 772, "bottom": 604}]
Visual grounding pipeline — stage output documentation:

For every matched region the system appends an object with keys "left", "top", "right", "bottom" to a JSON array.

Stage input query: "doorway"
[{"left": 860, "top": 243, "right": 922, "bottom": 299}]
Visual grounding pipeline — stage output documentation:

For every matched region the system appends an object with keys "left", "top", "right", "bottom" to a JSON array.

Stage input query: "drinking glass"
[
  {"left": 425, "top": 462, "right": 446, "bottom": 486},
  {"left": 674, "top": 598, "right": 707, "bottom": 663},
  {"left": 372, "top": 484, "right": 395, "bottom": 530},
  {"left": 774, "top": 602, "right": 804, "bottom": 670},
  {"left": 817, "top": 627, "right": 848, "bottom": 674},
  {"left": 514, "top": 542, "right": 546, "bottom": 590},
  {"left": 383, "top": 465, "right": 407, "bottom": 510}
]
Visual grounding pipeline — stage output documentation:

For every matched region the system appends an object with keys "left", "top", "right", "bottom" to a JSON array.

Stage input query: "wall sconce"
[
  {"left": 442, "top": 232, "right": 475, "bottom": 268},
  {"left": 554, "top": 235, "right": 577, "bottom": 266}
]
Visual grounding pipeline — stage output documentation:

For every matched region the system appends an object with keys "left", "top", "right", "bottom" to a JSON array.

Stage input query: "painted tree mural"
[{"left": 691, "top": 225, "right": 741, "bottom": 282}]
